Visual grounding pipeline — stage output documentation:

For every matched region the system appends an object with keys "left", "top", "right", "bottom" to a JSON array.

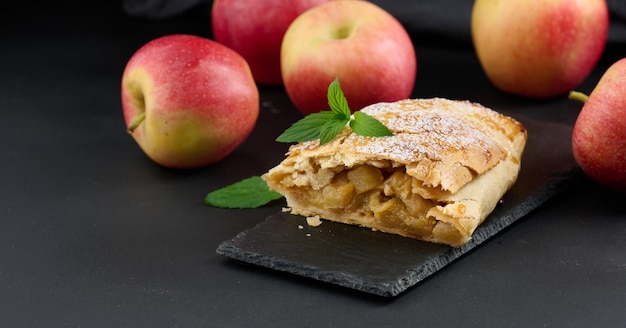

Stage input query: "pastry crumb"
[
  {"left": 306, "top": 216, "right": 322, "bottom": 227},
  {"left": 297, "top": 225, "right": 304, "bottom": 230},
  {"left": 281, "top": 207, "right": 291, "bottom": 213}
]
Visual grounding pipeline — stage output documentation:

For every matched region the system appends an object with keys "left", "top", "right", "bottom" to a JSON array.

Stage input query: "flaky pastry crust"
[{"left": 263, "top": 98, "right": 527, "bottom": 247}]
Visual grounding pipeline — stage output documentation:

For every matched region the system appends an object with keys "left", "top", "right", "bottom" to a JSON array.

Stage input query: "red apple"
[
  {"left": 211, "top": 0, "right": 330, "bottom": 85},
  {"left": 121, "top": 34, "right": 259, "bottom": 169},
  {"left": 570, "top": 58, "right": 626, "bottom": 192},
  {"left": 471, "top": 0, "right": 609, "bottom": 98},
  {"left": 281, "top": 0, "right": 416, "bottom": 115}
]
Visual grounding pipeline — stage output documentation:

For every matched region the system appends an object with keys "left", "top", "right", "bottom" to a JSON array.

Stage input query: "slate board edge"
[{"left": 216, "top": 171, "right": 580, "bottom": 297}]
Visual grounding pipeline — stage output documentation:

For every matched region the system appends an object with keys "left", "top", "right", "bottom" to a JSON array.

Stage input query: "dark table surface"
[{"left": 2, "top": 2, "right": 626, "bottom": 327}]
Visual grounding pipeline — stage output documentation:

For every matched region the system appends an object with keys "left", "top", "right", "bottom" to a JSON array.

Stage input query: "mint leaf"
[
  {"left": 320, "top": 117, "right": 349, "bottom": 145},
  {"left": 276, "top": 111, "right": 335, "bottom": 143},
  {"left": 350, "top": 111, "right": 393, "bottom": 137},
  {"left": 204, "top": 176, "right": 283, "bottom": 209},
  {"left": 277, "top": 77, "right": 393, "bottom": 146},
  {"left": 327, "top": 78, "right": 351, "bottom": 119}
]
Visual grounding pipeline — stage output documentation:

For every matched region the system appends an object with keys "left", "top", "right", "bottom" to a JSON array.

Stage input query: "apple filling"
[{"left": 271, "top": 160, "right": 466, "bottom": 246}]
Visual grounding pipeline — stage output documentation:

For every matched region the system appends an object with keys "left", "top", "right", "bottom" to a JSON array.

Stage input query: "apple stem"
[
  {"left": 127, "top": 112, "right": 145, "bottom": 133},
  {"left": 568, "top": 91, "right": 589, "bottom": 103}
]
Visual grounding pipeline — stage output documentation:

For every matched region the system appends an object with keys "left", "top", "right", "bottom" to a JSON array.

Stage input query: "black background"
[{"left": 2, "top": 1, "right": 626, "bottom": 327}]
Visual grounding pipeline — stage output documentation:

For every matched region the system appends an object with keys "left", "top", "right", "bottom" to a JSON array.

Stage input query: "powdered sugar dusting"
[{"left": 346, "top": 98, "right": 500, "bottom": 163}]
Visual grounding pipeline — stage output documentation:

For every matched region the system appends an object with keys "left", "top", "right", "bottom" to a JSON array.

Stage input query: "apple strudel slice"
[{"left": 263, "top": 98, "right": 527, "bottom": 247}]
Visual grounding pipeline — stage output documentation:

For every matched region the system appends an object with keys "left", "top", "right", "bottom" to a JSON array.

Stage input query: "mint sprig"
[
  {"left": 276, "top": 78, "right": 392, "bottom": 145},
  {"left": 204, "top": 176, "right": 283, "bottom": 209}
]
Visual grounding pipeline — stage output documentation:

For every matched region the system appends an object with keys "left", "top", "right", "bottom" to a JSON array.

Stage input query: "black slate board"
[{"left": 216, "top": 118, "right": 579, "bottom": 297}]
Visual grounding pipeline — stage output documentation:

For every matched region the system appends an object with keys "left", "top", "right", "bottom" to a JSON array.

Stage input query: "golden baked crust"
[{"left": 263, "top": 98, "right": 527, "bottom": 247}]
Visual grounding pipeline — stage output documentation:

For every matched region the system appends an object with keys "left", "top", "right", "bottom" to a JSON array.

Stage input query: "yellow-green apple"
[
  {"left": 281, "top": 0, "right": 416, "bottom": 115},
  {"left": 569, "top": 58, "right": 626, "bottom": 192},
  {"left": 211, "top": 0, "right": 330, "bottom": 85},
  {"left": 471, "top": 0, "right": 609, "bottom": 98},
  {"left": 121, "top": 34, "right": 259, "bottom": 169}
]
